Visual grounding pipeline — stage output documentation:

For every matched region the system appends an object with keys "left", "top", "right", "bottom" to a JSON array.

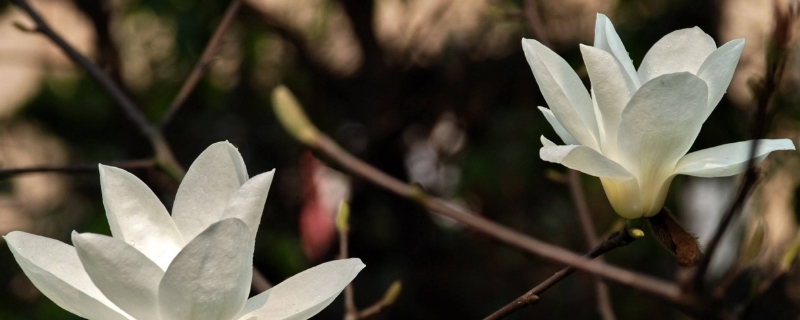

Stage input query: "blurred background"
[{"left": 1, "top": 0, "right": 800, "bottom": 319}]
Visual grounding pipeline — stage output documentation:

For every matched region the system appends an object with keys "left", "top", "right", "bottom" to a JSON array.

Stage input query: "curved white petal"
[
  {"left": 580, "top": 44, "right": 638, "bottom": 152},
  {"left": 637, "top": 27, "right": 717, "bottom": 83},
  {"left": 172, "top": 141, "right": 249, "bottom": 241},
  {"left": 540, "top": 145, "right": 634, "bottom": 180},
  {"left": 594, "top": 13, "right": 640, "bottom": 87},
  {"left": 236, "top": 259, "right": 366, "bottom": 320},
  {"left": 522, "top": 39, "right": 599, "bottom": 149},
  {"left": 158, "top": 218, "right": 254, "bottom": 320},
  {"left": 220, "top": 170, "right": 274, "bottom": 241},
  {"left": 617, "top": 72, "right": 708, "bottom": 213},
  {"left": 72, "top": 232, "right": 164, "bottom": 320},
  {"left": 540, "top": 135, "right": 556, "bottom": 147},
  {"left": 538, "top": 107, "right": 579, "bottom": 145},
  {"left": 4, "top": 232, "right": 131, "bottom": 320},
  {"left": 99, "top": 165, "right": 185, "bottom": 269},
  {"left": 675, "top": 139, "right": 796, "bottom": 177},
  {"left": 697, "top": 39, "right": 746, "bottom": 115}
]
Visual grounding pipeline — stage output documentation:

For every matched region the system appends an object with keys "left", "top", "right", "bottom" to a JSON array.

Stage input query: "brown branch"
[
  {"left": 483, "top": 229, "right": 637, "bottom": 320},
  {"left": 338, "top": 203, "right": 358, "bottom": 320},
  {"left": 9, "top": 0, "right": 185, "bottom": 181},
  {"left": 271, "top": 87, "right": 686, "bottom": 310},
  {"left": 0, "top": 159, "right": 156, "bottom": 178},
  {"left": 568, "top": 170, "right": 617, "bottom": 320},
  {"left": 251, "top": 269, "right": 273, "bottom": 292},
  {"left": 160, "top": 0, "right": 242, "bottom": 128}
]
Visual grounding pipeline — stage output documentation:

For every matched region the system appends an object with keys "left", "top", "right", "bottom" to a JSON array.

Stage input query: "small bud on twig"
[
  {"left": 271, "top": 85, "right": 320, "bottom": 146},
  {"left": 336, "top": 200, "right": 351, "bottom": 233},
  {"left": 381, "top": 280, "right": 403, "bottom": 306}
]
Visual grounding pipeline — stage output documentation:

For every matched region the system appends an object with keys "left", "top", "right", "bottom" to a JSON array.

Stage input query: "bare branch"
[
  {"left": 0, "top": 159, "right": 156, "bottom": 178},
  {"left": 9, "top": 0, "right": 185, "bottom": 180},
  {"left": 271, "top": 87, "right": 685, "bottom": 307},
  {"left": 160, "top": 0, "right": 243, "bottom": 128},
  {"left": 483, "top": 229, "right": 637, "bottom": 320},
  {"left": 251, "top": 269, "right": 273, "bottom": 292}
]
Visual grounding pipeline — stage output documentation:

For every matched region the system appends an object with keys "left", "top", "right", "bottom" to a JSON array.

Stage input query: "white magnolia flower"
[
  {"left": 524, "top": 14, "right": 796, "bottom": 219},
  {"left": 4, "top": 141, "right": 365, "bottom": 320}
]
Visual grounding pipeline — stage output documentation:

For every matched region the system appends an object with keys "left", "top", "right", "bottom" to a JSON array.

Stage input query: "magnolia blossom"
[
  {"left": 4, "top": 141, "right": 365, "bottom": 320},
  {"left": 525, "top": 14, "right": 796, "bottom": 219}
]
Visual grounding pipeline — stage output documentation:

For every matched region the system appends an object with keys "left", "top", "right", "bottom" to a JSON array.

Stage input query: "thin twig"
[
  {"left": 160, "top": 0, "right": 242, "bottom": 128},
  {"left": 568, "top": 170, "right": 617, "bottom": 320},
  {"left": 9, "top": 0, "right": 185, "bottom": 181},
  {"left": 0, "top": 159, "right": 156, "bottom": 178},
  {"left": 251, "top": 269, "right": 273, "bottom": 292},
  {"left": 339, "top": 208, "right": 358, "bottom": 320},
  {"left": 311, "top": 133, "right": 681, "bottom": 301},
  {"left": 483, "top": 229, "right": 637, "bottom": 320}
]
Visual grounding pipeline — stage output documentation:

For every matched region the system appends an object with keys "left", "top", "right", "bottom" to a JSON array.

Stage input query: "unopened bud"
[
  {"left": 271, "top": 85, "right": 319, "bottom": 146},
  {"left": 336, "top": 200, "right": 350, "bottom": 232},
  {"left": 381, "top": 280, "right": 403, "bottom": 306}
]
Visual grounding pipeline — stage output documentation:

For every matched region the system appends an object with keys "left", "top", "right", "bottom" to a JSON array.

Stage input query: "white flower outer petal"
[
  {"left": 99, "top": 165, "right": 185, "bottom": 269},
  {"left": 540, "top": 145, "right": 634, "bottom": 180},
  {"left": 697, "top": 39, "right": 746, "bottom": 116},
  {"left": 540, "top": 135, "right": 556, "bottom": 147},
  {"left": 637, "top": 27, "right": 717, "bottom": 83},
  {"left": 73, "top": 232, "right": 164, "bottom": 320},
  {"left": 580, "top": 44, "right": 638, "bottom": 154},
  {"left": 538, "top": 107, "right": 579, "bottom": 145},
  {"left": 594, "top": 13, "right": 641, "bottom": 88},
  {"left": 675, "top": 139, "right": 796, "bottom": 177},
  {"left": 158, "top": 218, "right": 254, "bottom": 320},
  {"left": 522, "top": 38, "right": 600, "bottom": 149},
  {"left": 236, "top": 258, "right": 366, "bottom": 320},
  {"left": 172, "top": 141, "right": 248, "bottom": 241},
  {"left": 4, "top": 232, "right": 131, "bottom": 320},
  {"left": 220, "top": 170, "right": 275, "bottom": 242}
]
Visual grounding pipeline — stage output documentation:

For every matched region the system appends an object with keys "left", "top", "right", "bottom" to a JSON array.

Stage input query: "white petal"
[
  {"left": 158, "top": 218, "right": 254, "bottom": 320},
  {"left": 522, "top": 39, "right": 599, "bottom": 149},
  {"left": 540, "top": 135, "right": 556, "bottom": 147},
  {"left": 73, "top": 232, "right": 164, "bottom": 320},
  {"left": 540, "top": 145, "right": 634, "bottom": 180},
  {"left": 172, "top": 141, "right": 249, "bottom": 241},
  {"left": 581, "top": 44, "right": 638, "bottom": 152},
  {"left": 99, "top": 165, "right": 185, "bottom": 269},
  {"left": 594, "top": 13, "right": 641, "bottom": 87},
  {"left": 675, "top": 139, "right": 796, "bottom": 177},
  {"left": 236, "top": 259, "right": 366, "bottom": 320},
  {"left": 220, "top": 170, "right": 274, "bottom": 242},
  {"left": 538, "top": 107, "right": 579, "bottom": 145},
  {"left": 637, "top": 27, "right": 717, "bottom": 83},
  {"left": 697, "top": 39, "right": 746, "bottom": 115},
  {"left": 616, "top": 73, "right": 708, "bottom": 213},
  {"left": 4, "top": 232, "right": 131, "bottom": 320}
]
